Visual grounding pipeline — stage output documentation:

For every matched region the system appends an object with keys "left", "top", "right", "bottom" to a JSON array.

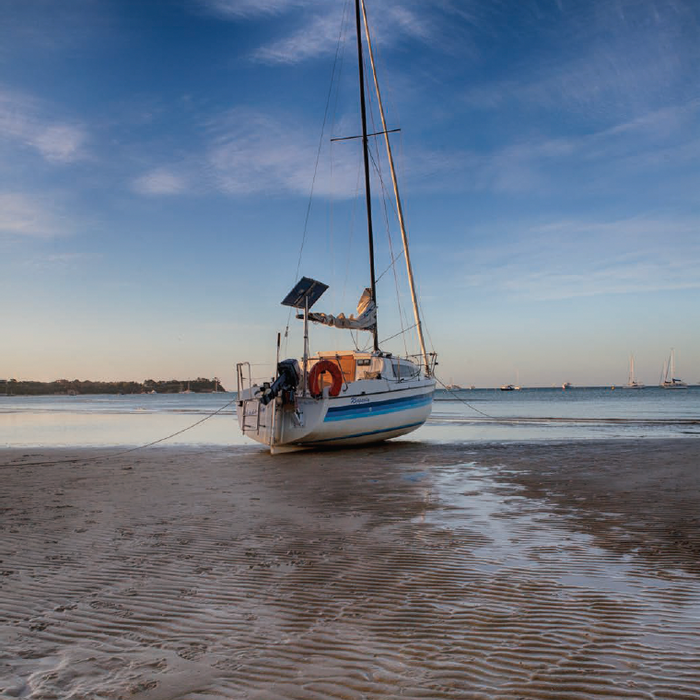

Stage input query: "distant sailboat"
[
  {"left": 502, "top": 369, "right": 521, "bottom": 391},
  {"left": 661, "top": 348, "right": 688, "bottom": 389},
  {"left": 625, "top": 354, "right": 644, "bottom": 389}
]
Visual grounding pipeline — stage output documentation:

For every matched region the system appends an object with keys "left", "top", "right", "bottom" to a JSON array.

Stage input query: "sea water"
[
  {"left": 430, "top": 386, "right": 700, "bottom": 442},
  {"left": 1, "top": 387, "right": 699, "bottom": 448}
]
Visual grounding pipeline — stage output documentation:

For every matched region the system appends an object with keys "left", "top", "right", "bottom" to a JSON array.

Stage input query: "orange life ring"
[{"left": 308, "top": 360, "right": 343, "bottom": 398}]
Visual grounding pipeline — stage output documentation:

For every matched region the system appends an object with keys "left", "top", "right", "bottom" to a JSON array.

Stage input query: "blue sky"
[{"left": 1, "top": 0, "right": 698, "bottom": 389}]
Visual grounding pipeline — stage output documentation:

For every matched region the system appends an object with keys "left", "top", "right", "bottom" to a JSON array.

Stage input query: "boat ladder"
[{"left": 237, "top": 362, "right": 271, "bottom": 435}]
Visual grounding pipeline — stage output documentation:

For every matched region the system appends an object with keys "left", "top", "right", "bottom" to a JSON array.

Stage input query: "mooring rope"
[
  {"left": 3, "top": 380, "right": 498, "bottom": 468},
  {"left": 1, "top": 397, "right": 238, "bottom": 468},
  {"left": 434, "top": 375, "right": 494, "bottom": 418}
]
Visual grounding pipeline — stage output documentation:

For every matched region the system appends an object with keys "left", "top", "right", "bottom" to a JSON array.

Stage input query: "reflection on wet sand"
[{"left": 1, "top": 440, "right": 699, "bottom": 698}]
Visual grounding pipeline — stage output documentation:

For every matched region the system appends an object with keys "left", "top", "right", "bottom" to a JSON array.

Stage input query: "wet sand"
[{"left": 2, "top": 439, "right": 700, "bottom": 699}]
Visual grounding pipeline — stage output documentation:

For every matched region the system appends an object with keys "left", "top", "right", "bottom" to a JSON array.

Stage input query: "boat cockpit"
[{"left": 308, "top": 351, "right": 421, "bottom": 387}]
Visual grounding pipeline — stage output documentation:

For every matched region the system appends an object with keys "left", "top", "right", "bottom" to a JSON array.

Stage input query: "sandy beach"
[{"left": 2, "top": 439, "right": 700, "bottom": 699}]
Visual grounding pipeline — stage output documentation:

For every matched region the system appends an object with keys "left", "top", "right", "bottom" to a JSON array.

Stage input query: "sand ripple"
[{"left": 2, "top": 443, "right": 700, "bottom": 699}]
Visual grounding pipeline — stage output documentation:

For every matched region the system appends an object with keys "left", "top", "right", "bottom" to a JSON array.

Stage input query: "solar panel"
[{"left": 281, "top": 277, "right": 328, "bottom": 309}]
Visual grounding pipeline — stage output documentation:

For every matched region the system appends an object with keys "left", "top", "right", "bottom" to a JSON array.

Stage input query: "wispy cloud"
[
  {"left": 198, "top": 0, "right": 466, "bottom": 65},
  {"left": 22, "top": 251, "right": 99, "bottom": 271},
  {"left": 601, "top": 99, "right": 700, "bottom": 140},
  {"left": 197, "top": 0, "right": 310, "bottom": 19},
  {"left": 133, "top": 168, "right": 190, "bottom": 195},
  {"left": 421, "top": 97, "right": 700, "bottom": 197},
  {"left": 30, "top": 124, "right": 86, "bottom": 163},
  {"left": 462, "top": 215, "right": 700, "bottom": 301},
  {"left": 462, "top": 0, "right": 698, "bottom": 124},
  {"left": 473, "top": 138, "right": 577, "bottom": 193},
  {"left": 383, "top": 5, "right": 434, "bottom": 43},
  {"left": 251, "top": 11, "right": 345, "bottom": 64},
  {"left": 0, "top": 0, "right": 114, "bottom": 55},
  {"left": 129, "top": 107, "right": 361, "bottom": 199},
  {"left": 0, "top": 192, "right": 70, "bottom": 237},
  {"left": 495, "top": 259, "right": 700, "bottom": 301},
  {"left": 204, "top": 107, "right": 360, "bottom": 197},
  {"left": 130, "top": 93, "right": 699, "bottom": 205},
  {"left": 0, "top": 87, "right": 87, "bottom": 163}
]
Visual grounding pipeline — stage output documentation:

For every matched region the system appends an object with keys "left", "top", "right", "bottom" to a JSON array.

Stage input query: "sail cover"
[{"left": 306, "top": 288, "right": 376, "bottom": 331}]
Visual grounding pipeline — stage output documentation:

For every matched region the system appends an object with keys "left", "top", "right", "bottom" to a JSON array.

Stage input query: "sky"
[{"left": 1, "top": 0, "right": 699, "bottom": 390}]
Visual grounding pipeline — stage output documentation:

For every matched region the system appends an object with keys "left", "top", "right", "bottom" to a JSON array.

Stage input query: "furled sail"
[{"left": 305, "top": 288, "right": 376, "bottom": 331}]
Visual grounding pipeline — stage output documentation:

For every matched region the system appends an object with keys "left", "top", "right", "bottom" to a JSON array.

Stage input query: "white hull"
[
  {"left": 237, "top": 375, "right": 434, "bottom": 452},
  {"left": 236, "top": 6, "right": 437, "bottom": 454}
]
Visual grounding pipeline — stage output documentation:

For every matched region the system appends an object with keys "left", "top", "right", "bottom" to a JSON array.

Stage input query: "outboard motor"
[{"left": 260, "top": 359, "right": 301, "bottom": 406}]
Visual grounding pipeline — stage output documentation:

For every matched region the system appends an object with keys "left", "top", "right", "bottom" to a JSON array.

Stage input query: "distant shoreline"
[
  {"left": 0, "top": 377, "right": 226, "bottom": 396},
  {"left": 2, "top": 382, "right": 696, "bottom": 397}
]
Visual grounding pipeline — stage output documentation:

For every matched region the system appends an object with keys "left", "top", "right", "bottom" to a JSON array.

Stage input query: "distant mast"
[
  {"left": 629, "top": 354, "right": 635, "bottom": 385},
  {"left": 670, "top": 348, "right": 675, "bottom": 380}
]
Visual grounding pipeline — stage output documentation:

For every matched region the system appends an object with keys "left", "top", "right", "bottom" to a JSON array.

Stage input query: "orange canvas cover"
[{"left": 316, "top": 354, "right": 356, "bottom": 388}]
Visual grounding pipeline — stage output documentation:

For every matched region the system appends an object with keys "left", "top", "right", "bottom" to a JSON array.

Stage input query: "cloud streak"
[
  {"left": 129, "top": 90, "right": 700, "bottom": 211},
  {"left": 0, "top": 87, "right": 87, "bottom": 163},
  {"left": 197, "top": 0, "right": 310, "bottom": 19},
  {"left": 461, "top": 0, "right": 699, "bottom": 125},
  {"left": 462, "top": 215, "right": 700, "bottom": 301},
  {"left": 198, "top": 0, "right": 468, "bottom": 65},
  {"left": 205, "top": 108, "right": 362, "bottom": 197},
  {"left": 251, "top": 11, "right": 345, "bottom": 65},
  {"left": 0, "top": 192, "right": 70, "bottom": 237},
  {"left": 424, "top": 97, "right": 700, "bottom": 197},
  {"left": 127, "top": 107, "right": 364, "bottom": 200},
  {"left": 133, "top": 168, "right": 190, "bottom": 196}
]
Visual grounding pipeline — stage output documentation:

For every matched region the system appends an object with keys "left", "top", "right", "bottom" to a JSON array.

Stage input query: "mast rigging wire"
[
  {"left": 283, "top": 1, "right": 351, "bottom": 355},
  {"left": 361, "top": 51, "right": 410, "bottom": 358}
]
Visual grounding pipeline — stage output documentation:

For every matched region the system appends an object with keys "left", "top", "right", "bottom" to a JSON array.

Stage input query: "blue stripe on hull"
[
  {"left": 324, "top": 391, "right": 433, "bottom": 422},
  {"left": 307, "top": 420, "right": 425, "bottom": 444}
]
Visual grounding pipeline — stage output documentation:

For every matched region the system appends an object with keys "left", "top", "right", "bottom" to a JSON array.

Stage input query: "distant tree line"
[{"left": 1, "top": 377, "right": 226, "bottom": 396}]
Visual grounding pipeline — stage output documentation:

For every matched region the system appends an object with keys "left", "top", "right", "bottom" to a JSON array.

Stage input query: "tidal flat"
[{"left": 2, "top": 439, "right": 699, "bottom": 699}]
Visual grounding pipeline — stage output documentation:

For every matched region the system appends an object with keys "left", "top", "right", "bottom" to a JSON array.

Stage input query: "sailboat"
[
  {"left": 235, "top": 0, "right": 436, "bottom": 453},
  {"left": 661, "top": 348, "right": 687, "bottom": 389},
  {"left": 624, "top": 353, "right": 644, "bottom": 389}
]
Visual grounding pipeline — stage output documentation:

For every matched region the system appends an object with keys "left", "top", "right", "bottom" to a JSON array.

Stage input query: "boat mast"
[
  {"left": 670, "top": 348, "right": 675, "bottom": 380},
  {"left": 354, "top": 0, "right": 379, "bottom": 352},
  {"left": 628, "top": 353, "right": 634, "bottom": 385},
  {"left": 360, "top": 0, "right": 431, "bottom": 374}
]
